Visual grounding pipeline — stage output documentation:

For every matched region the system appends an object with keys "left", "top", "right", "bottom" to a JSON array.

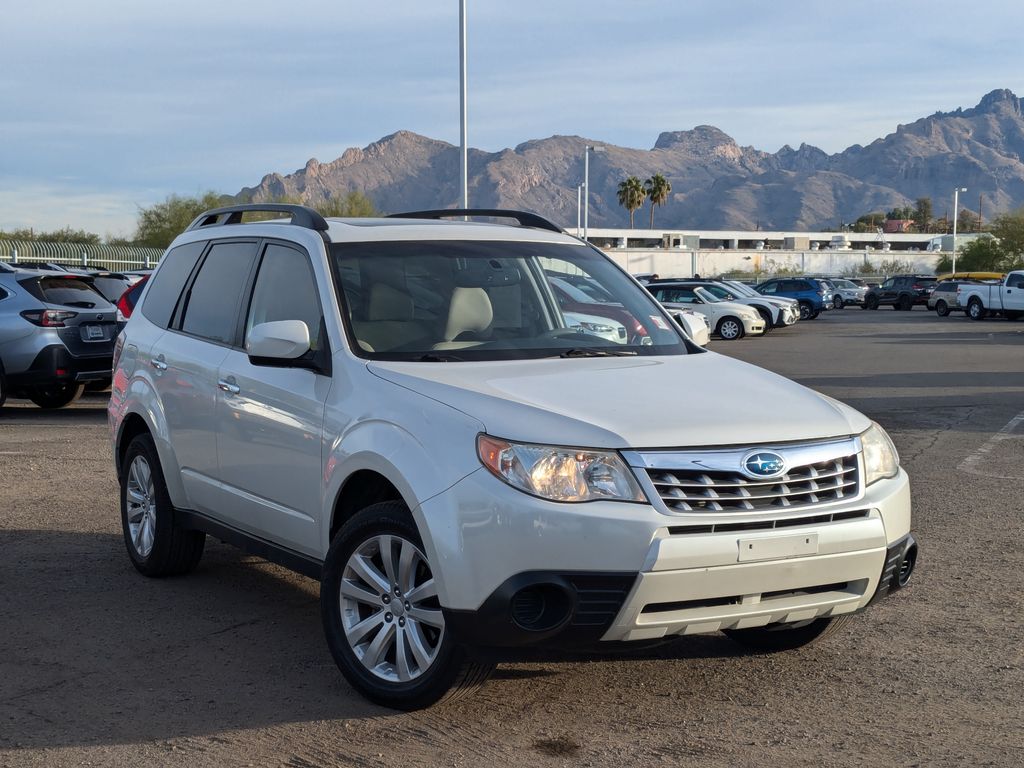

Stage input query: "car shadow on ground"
[
  {"left": 0, "top": 399, "right": 109, "bottom": 423},
  {"left": 0, "top": 529, "right": 744, "bottom": 750}
]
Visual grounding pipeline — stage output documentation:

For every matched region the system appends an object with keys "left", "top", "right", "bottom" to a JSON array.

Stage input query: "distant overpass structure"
[
  {"left": 578, "top": 228, "right": 990, "bottom": 279},
  {"left": 581, "top": 227, "right": 988, "bottom": 253}
]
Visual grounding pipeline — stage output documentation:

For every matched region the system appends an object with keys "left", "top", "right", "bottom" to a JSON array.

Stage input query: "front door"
[
  {"left": 215, "top": 242, "right": 331, "bottom": 556},
  {"left": 1005, "top": 273, "right": 1024, "bottom": 311}
]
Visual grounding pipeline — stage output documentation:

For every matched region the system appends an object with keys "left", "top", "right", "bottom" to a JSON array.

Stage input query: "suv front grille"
[{"left": 648, "top": 454, "right": 858, "bottom": 512}]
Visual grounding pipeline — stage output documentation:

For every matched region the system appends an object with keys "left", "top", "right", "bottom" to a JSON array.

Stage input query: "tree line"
[
  {"left": 616, "top": 174, "right": 672, "bottom": 228},
  {"left": 935, "top": 209, "right": 1024, "bottom": 273},
  {"left": 849, "top": 197, "right": 985, "bottom": 234},
  {"left": 0, "top": 191, "right": 378, "bottom": 250}
]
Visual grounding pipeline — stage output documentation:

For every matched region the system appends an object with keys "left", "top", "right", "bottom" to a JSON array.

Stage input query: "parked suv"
[
  {"left": 864, "top": 275, "right": 937, "bottom": 310},
  {"left": 754, "top": 277, "right": 832, "bottom": 319},
  {"left": 928, "top": 280, "right": 973, "bottom": 316},
  {"left": 109, "top": 205, "right": 917, "bottom": 709},
  {"left": 1, "top": 269, "right": 118, "bottom": 408}
]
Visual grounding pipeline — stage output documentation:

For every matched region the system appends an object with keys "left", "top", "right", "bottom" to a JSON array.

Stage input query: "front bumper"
[{"left": 423, "top": 465, "right": 913, "bottom": 649}]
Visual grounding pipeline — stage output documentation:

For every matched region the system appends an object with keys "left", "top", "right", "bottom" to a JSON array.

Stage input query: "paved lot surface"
[{"left": 1, "top": 308, "right": 1022, "bottom": 767}]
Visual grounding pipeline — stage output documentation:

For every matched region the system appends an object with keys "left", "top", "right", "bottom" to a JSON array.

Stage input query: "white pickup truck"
[{"left": 957, "top": 270, "right": 1024, "bottom": 320}]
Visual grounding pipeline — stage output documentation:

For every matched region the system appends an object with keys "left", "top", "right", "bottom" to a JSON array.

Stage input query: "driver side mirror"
[{"left": 247, "top": 320, "right": 311, "bottom": 362}]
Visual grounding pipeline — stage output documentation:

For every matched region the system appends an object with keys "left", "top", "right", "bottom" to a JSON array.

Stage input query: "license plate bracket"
[
  {"left": 85, "top": 325, "right": 105, "bottom": 340},
  {"left": 737, "top": 533, "right": 819, "bottom": 562}
]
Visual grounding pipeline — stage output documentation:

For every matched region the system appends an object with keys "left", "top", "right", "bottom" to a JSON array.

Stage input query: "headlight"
[
  {"left": 861, "top": 422, "right": 900, "bottom": 485},
  {"left": 477, "top": 435, "right": 645, "bottom": 503}
]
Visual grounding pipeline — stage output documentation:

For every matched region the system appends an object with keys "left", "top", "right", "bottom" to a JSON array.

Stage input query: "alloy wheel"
[
  {"left": 125, "top": 456, "right": 157, "bottom": 558},
  {"left": 340, "top": 534, "right": 444, "bottom": 683}
]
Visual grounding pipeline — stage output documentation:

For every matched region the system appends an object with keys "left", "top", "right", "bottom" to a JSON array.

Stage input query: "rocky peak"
[{"left": 654, "top": 125, "right": 736, "bottom": 152}]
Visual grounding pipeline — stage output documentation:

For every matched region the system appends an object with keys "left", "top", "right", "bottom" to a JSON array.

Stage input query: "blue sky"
[{"left": 2, "top": 0, "right": 1022, "bottom": 236}]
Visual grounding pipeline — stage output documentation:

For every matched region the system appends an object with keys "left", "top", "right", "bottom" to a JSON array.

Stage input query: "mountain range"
[{"left": 237, "top": 89, "right": 1024, "bottom": 231}]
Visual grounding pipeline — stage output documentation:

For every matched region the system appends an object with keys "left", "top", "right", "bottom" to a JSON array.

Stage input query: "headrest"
[
  {"left": 444, "top": 287, "right": 493, "bottom": 341},
  {"left": 368, "top": 284, "right": 415, "bottom": 321}
]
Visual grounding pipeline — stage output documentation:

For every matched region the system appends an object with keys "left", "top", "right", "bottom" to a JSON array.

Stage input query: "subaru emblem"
[{"left": 742, "top": 451, "right": 787, "bottom": 479}]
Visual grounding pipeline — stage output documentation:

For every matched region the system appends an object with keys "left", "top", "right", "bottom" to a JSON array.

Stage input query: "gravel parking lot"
[{"left": 2, "top": 309, "right": 1022, "bottom": 768}]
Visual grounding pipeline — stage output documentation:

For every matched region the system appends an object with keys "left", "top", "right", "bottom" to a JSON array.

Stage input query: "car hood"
[{"left": 367, "top": 353, "right": 869, "bottom": 449}]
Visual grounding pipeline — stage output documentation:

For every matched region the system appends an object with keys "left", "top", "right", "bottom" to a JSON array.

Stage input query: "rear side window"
[
  {"left": 180, "top": 241, "right": 258, "bottom": 344},
  {"left": 19, "top": 276, "right": 105, "bottom": 308},
  {"left": 142, "top": 242, "right": 205, "bottom": 328}
]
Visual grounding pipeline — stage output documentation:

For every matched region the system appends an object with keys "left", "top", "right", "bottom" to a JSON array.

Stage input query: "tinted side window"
[
  {"left": 181, "top": 242, "right": 258, "bottom": 344},
  {"left": 142, "top": 242, "right": 205, "bottom": 328},
  {"left": 758, "top": 282, "right": 777, "bottom": 294},
  {"left": 1008, "top": 274, "right": 1024, "bottom": 289},
  {"left": 246, "top": 243, "right": 324, "bottom": 350}
]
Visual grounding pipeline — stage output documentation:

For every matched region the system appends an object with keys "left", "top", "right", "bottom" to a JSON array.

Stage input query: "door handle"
[
  {"left": 150, "top": 357, "right": 167, "bottom": 371},
  {"left": 218, "top": 379, "right": 240, "bottom": 395}
]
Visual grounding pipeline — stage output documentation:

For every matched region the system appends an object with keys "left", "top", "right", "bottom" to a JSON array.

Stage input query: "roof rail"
[
  {"left": 186, "top": 204, "right": 329, "bottom": 233},
  {"left": 386, "top": 208, "right": 562, "bottom": 233}
]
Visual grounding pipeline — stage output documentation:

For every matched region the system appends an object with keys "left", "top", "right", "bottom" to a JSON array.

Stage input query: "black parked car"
[{"left": 863, "top": 275, "right": 937, "bottom": 311}]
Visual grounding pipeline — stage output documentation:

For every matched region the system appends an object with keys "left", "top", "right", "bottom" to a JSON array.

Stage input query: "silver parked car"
[
  {"left": 0, "top": 268, "right": 119, "bottom": 408},
  {"left": 827, "top": 278, "right": 869, "bottom": 309}
]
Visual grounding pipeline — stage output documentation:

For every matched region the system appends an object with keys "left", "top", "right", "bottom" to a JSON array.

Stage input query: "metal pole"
[
  {"left": 459, "top": 0, "right": 468, "bottom": 209},
  {"left": 576, "top": 184, "right": 582, "bottom": 236},
  {"left": 952, "top": 188, "right": 960, "bottom": 274},
  {"left": 583, "top": 147, "right": 590, "bottom": 242}
]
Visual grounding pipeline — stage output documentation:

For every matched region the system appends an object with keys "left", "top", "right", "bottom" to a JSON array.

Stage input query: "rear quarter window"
[{"left": 141, "top": 242, "right": 205, "bottom": 329}]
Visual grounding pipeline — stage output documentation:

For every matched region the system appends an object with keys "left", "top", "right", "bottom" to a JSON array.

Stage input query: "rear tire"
[
  {"left": 321, "top": 501, "right": 494, "bottom": 710},
  {"left": 120, "top": 433, "right": 205, "bottom": 577},
  {"left": 865, "top": 296, "right": 879, "bottom": 310},
  {"left": 28, "top": 382, "right": 84, "bottom": 409},
  {"left": 833, "top": 296, "right": 844, "bottom": 310},
  {"left": 935, "top": 300, "right": 950, "bottom": 317},
  {"left": 723, "top": 615, "right": 851, "bottom": 652},
  {"left": 967, "top": 298, "right": 987, "bottom": 321},
  {"left": 898, "top": 295, "right": 913, "bottom": 311},
  {"left": 809, "top": 310, "right": 820, "bottom": 319}
]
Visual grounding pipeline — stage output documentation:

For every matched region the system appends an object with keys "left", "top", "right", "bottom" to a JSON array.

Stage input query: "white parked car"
[
  {"left": 647, "top": 284, "right": 766, "bottom": 340},
  {"left": 720, "top": 280, "right": 801, "bottom": 325},
  {"left": 109, "top": 205, "right": 916, "bottom": 710}
]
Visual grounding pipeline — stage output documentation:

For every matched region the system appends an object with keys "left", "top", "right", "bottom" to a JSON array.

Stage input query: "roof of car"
[{"left": 323, "top": 217, "right": 579, "bottom": 245}]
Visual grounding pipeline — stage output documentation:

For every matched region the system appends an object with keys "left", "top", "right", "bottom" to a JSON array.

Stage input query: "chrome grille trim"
[{"left": 624, "top": 438, "right": 862, "bottom": 514}]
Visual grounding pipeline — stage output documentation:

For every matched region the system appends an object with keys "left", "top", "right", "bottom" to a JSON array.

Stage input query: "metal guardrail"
[{"left": 0, "top": 240, "right": 165, "bottom": 271}]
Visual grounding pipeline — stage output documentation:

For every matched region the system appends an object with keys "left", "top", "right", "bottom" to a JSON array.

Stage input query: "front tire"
[
  {"left": 798, "top": 302, "right": 813, "bottom": 320},
  {"left": 865, "top": 295, "right": 879, "bottom": 310},
  {"left": 833, "top": 295, "right": 844, "bottom": 310},
  {"left": 755, "top": 307, "right": 774, "bottom": 334},
  {"left": 898, "top": 295, "right": 913, "bottom": 311},
  {"left": 120, "top": 433, "right": 205, "bottom": 577},
  {"left": 723, "top": 615, "right": 851, "bottom": 652},
  {"left": 716, "top": 316, "right": 745, "bottom": 340},
  {"left": 321, "top": 501, "right": 493, "bottom": 710},
  {"left": 29, "top": 382, "right": 83, "bottom": 409}
]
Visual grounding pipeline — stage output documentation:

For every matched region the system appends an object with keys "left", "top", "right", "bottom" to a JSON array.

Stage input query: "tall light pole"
[
  {"left": 576, "top": 184, "right": 582, "bottom": 236},
  {"left": 459, "top": 0, "right": 468, "bottom": 208},
  {"left": 952, "top": 187, "right": 966, "bottom": 274},
  {"left": 583, "top": 144, "right": 604, "bottom": 242}
]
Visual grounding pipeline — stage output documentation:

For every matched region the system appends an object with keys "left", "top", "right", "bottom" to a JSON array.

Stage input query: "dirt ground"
[{"left": 1, "top": 309, "right": 1022, "bottom": 767}]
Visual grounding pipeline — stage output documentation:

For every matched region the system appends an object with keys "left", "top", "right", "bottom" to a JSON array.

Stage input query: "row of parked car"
[{"left": 0, "top": 262, "right": 149, "bottom": 408}]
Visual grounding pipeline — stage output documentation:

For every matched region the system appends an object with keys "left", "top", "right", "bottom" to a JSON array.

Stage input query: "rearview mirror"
[{"left": 247, "top": 320, "right": 310, "bottom": 361}]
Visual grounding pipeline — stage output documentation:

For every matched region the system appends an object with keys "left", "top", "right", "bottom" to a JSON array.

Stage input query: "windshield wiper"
[
  {"left": 558, "top": 348, "right": 638, "bottom": 358},
  {"left": 417, "top": 353, "right": 465, "bottom": 362}
]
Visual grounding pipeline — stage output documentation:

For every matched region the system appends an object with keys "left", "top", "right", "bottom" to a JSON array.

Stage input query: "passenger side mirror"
[{"left": 247, "top": 320, "right": 311, "bottom": 361}]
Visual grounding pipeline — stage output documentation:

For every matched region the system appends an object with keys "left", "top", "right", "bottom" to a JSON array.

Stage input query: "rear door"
[
  {"left": 214, "top": 241, "right": 331, "bottom": 555},
  {"left": 156, "top": 239, "right": 259, "bottom": 515}
]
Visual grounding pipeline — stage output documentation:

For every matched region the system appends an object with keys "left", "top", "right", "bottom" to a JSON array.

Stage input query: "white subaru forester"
[{"left": 109, "top": 205, "right": 917, "bottom": 709}]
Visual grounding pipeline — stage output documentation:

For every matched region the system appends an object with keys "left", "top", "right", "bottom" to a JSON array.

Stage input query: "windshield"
[
  {"left": 725, "top": 281, "right": 758, "bottom": 298},
  {"left": 331, "top": 240, "right": 688, "bottom": 361},
  {"left": 693, "top": 287, "right": 721, "bottom": 304}
]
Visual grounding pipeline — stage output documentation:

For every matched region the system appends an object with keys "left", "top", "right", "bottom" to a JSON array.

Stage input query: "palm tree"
[
  {"left": 644, "top": 173, "right": 672, "bottom": 228},
  {"left": 617, "top": 176, "right": 646, "bottom": 229}
]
